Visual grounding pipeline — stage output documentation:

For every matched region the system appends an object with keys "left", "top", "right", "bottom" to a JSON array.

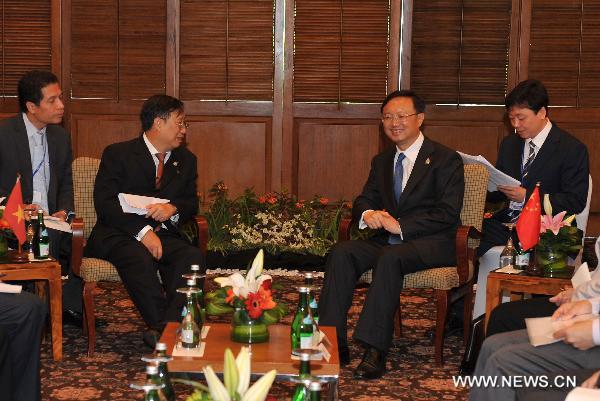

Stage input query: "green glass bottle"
[
  {"left": 141, "top": 343, "right": 175, "bottom": 401},
  {"left": 130, "top": 383, "right": 166, "bottom": 401},
  {"left": 291, "top": 351, "right": 312, "bottom": 401},
  {"left": 308, "top": 381, "right": 322, "bottom": 401},
  {"left": 184, "top": 265, "right": 206, "bottom": 324},
  {"left": 145, "top": 364, "right": 168, "bottom": 401},
  {"left": 291, "top": 286, "right": 317, "bottom": 351},
  {"left": 182, "top": 279, "right": 203, "bottom": 328},
  {"left": 515, "top": 242, "right": 531, "bottom": 270},
  {"left": 304, "top": 272, "right": 319, "bottom": 324},
  {"left": 34, "top": 209, "right": 50, "bottom": 259},
  {"left": 180, "top": 304, "right": 200, "bottom": 348}
]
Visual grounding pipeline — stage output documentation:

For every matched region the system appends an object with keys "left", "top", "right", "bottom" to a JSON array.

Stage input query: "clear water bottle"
[{"left": 499, "top": 237, "right": 516, "bottom": 269}]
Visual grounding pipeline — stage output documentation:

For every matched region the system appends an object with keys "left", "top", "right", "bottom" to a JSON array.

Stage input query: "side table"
[
  {"left": 0, "top": 259, "right": 63, "bottom": 360},
  {"left": 485, "top": 270, "right": 571, "bottom": 332}
]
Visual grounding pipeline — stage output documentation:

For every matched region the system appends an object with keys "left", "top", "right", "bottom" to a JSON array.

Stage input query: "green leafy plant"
[{"left": 201, "top": 182, "right": 350, "bottom": 257}]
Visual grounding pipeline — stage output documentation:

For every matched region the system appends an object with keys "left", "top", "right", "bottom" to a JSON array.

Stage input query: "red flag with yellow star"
[
  {"left": 4, "top": 178, "right": 26, "bottom": 244},
  {"left": 516, "top": 186, "right": 541, "bottom": 251}
]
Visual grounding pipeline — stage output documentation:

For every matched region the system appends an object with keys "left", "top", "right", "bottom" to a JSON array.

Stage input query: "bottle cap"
[
  {"left": 186, "top": 278, "right": 196, "bottom": 286},
  {"left": 297, "top": 286, "right": 311, "bottom": 293},
  {"left": 308, "top": 381, "right": 322, "bottom": 392},
  {"left": 191, "top": 264, "right": 201, "bottom": 271},
  {"left": 146, "top": 364, "right": 159, "bottom": 374},
  {"left": 155, "top": 342, "right": 167, "bottom": 351}
]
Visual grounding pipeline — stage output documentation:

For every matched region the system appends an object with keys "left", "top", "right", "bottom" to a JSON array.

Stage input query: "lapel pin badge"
[
  {"left": 425, "top": 158, "right": 431, "bottom": 165},
  {"left": 173, "top": 161, "right": 178, "bottom": 167}
]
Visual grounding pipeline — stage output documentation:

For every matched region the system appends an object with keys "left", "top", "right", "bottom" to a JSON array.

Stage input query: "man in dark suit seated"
[
  {"left": 319, "top": 90, "right": 465, "bottom": 380},
  {"left": 0, "top": 70, "right": 90, "bottom": 328},
  {"left": 0, "top": 291, "right": 47, "bottom": 401},
  {"left": 461, "top": 79, "right": 591, "bottom": 373},
  {"left": 85, "top": 95, "right": 205, "bottom": 347}
]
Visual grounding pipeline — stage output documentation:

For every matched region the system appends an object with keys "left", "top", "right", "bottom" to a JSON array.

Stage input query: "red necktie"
[{"left": 155, "top": 153, "right": 166, "bottom": 189}]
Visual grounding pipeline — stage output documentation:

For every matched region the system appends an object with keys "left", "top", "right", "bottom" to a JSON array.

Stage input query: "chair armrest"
[
  {"left": 71, "top": 217, "right": 85, "bottom": 277},
  {"left": 455, "top": 225, "right": 482, "bottom": 285},
  {"left": 194, "top": 215, "right": 209, "bottom": 256},
  {"left": 338, "top": 217, "right": 352, "bottom": 242}
]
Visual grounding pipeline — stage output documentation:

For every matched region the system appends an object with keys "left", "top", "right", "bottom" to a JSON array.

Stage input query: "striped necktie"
[{"left": 522, "top": 141, "right": 536, "bottom": 179}]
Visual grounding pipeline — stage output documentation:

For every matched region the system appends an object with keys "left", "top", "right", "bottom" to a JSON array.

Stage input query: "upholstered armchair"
[
  {"left": 70, "top": 157, "right": 208, "bottom": 356},
  {"left": 338, "top": 164, "right": 488, "bottom": 366}
]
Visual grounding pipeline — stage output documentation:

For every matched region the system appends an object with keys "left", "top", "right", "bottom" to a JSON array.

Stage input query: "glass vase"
[
  {"left": 535, "top": 244, "right": 569, "bottom": 277},
  {"left": 0, "top": 235, "right": 7, "bottom": 258},
  {"left": 231, "top": 308, "right": 269, "bottom": 344}
]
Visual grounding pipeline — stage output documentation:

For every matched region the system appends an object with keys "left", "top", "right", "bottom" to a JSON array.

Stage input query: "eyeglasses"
[
  {"left": 382, "top": 113, "right": 418, "bottom": 123},
  {"left": 176, "top": 121, "right": 190, "bottom": 129}
]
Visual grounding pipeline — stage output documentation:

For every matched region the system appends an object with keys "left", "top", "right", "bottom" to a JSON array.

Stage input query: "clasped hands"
[
  {"left": 363, "top": 210, "right": 401, "bottom": 234},
  {"left": 551, "top": 299, "right": 596, "bottom": 350},
  {"left": 140, "top": 203, "right": 178, "bottom": 260}
]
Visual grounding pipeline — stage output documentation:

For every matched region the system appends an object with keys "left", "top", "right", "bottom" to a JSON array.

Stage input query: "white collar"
[
  {"left": 22, "top": 113, "right": 46, "bottom": 138},
  {"left": 142, "top": 133, "right": 171, "bottom": 159},
  {"left": 396, "top": 132, "right": 424, "bottom": 163},
  {"left": 527, "top": 120, "right": 552, "bottom": 150}
]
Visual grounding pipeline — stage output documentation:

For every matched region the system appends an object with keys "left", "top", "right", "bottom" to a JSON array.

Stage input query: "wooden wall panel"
[
  {"left": 72, "top": 115, "right": 140, "bottom": 158},
  {"left": 295, "top": 121, "right": 381, "bottom": 201},
  {"left": 423, "top": 123, "right": 506, "bottom": 164},
  {"left": 185, "top": 119, "right": 271, "bottom": 200}
]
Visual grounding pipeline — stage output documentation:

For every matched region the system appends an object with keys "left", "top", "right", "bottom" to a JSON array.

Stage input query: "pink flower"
[{"left": 540, "top": 211, "right": 567, "bottom": 235}]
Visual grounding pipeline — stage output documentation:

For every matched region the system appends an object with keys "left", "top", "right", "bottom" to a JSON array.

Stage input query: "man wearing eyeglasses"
[
  {"left": 319, "top": 90, "right": 465, "bottom": 380},
  {"left": 85, "top": 94, "right": 204, "bottom": 348}
]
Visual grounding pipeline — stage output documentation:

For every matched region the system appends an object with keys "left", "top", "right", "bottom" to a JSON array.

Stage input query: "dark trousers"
[
  {"left": 48, "top": 227, "right": 83, "bottom": 313},
  {"left": 516, "top": 369, "right": 596, "bottom": 401},
  {"left": 477, "top": 215, "right": 518, "bottom": 257},
  {"left": 487, "top": 297, "right": 557, "bottom": 337},
  {"left": 0, "top": 292, "right": 47, "bottom": 401},
  {"left": 105, "top": 230, "right": 205, "bottom": 329},
  {"left": 319, "top": 238, "right": 428, "bottom": 352}
]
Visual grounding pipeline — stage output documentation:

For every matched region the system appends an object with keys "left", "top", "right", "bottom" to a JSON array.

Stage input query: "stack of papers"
[
  {"left": 458, "top": 152, "right": 521, "bottom": 191},
  {"left": 525, "top": 314, "right": 599, "bottom": 347},
  {"left": 118, "top": 193, "right": 170, "bottom": 215},
  {"left": 0, "top": 282, "right": 22, "bottom": 293}
]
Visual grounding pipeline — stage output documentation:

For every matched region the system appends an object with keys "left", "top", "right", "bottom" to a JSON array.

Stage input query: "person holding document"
[
  {"left": 460, "top": 80, "right": 590, "bottom": 374},
  {"left": 468, "top": 297, "right": 600, "bottom": 401},
  {"left": 85, "top": 95, "right": 205, "bottom": 348}
]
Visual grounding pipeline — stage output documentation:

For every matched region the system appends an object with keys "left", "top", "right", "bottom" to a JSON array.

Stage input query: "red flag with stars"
[
  {"left": 516, "top": 186, "right": 541, "bottom": 251},
  {"left": 4, "top": 178, "right": 26, "bottom": 244}
]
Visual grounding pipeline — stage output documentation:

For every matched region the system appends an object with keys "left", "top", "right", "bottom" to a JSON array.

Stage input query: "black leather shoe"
[
  {"left": 459, "top": 314, "right": 485, "bottom": 375},
  {"left": 353, "top": 347, "right": 386, "bottom": 380},
  {"left": 142, "top": 329, "right": 160, "bottom": 349},
  {"left": 63, "top": 309, "right": 108, "bottom": 329}
]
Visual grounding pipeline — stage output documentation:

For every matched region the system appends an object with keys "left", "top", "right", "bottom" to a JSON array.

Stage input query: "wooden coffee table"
[
  {"left": 160, "top": 322, "right": 340, "bottom": 400},
  {"left": 485, "top": 269, "right": 571, "bottom": 331},
  {"left": 0, "top": 258, "right": 63, "bottom": 360}
]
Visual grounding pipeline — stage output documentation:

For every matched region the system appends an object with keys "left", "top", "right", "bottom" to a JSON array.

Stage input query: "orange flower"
[
  {"left": 225, "top": 288, "right": 236, "bottom": 304},
  {"left": 0, "top": 218, "right": 9, "bottom": 229},
  {"left": 319, "top": 197, "right": 329, "bottom": 205},
  {"left": 245, "top": 287, "right": 276, "bottom": 319},
  {"left": 295, "top": 202, "right": 304, "bottom": 209},
  {"left": 258, "top": 196, "right": 266, "bottom": 204},
  {"left": 266, "top": 196, "right": 277, "bottom": 205}
]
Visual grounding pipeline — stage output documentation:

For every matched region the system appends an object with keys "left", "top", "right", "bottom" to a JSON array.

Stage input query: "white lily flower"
[
  {"left": 543, "top": 194, "right": 553, "bottom": 216},
  {"left": 236, "top": 347, "right": 251, "bottom": 395},
  {"left": 215, "top": 272, "right": 246, "bottom": 297},
  {"left": 241, "top": 369, "right": 277, "bottom": 401},
  {"left": 247, "top": 249, "right": 265, "bottom": 279},
  {"left": 203, "top": 365, "right": 231, "bottom": 401}
]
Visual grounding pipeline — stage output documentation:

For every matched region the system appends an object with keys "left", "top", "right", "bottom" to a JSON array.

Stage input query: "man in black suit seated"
[
  {"left": 85, "top": 95, "right": 205, "bottom": 347},
  {"left": 0, "top": 291, "right": 47, "bottom": 401},
  {"left": 461, "top": 79, "right": 590, "bottom": 374},
  {"left": 478, "top": 79, "right": 589, "bottom": 256},
  {"left": 0, "top": 70, "right": 91, "bottom": 328},
  {"left": 319, "top": 90, "right": 464, "bottom": 380}
]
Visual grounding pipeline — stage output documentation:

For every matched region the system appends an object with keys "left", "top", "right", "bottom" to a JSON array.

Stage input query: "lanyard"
[{"left": 32, "top": 135, "right": 47, "bottom": 178}]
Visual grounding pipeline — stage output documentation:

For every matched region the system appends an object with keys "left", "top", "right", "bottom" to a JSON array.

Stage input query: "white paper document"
[
  {"left": 525, "top": 314, "right": 599, "bottom": 347},
  {"left": 118, "top": 193, "right": 169, "bottom": 215},
  {"left": 572, "top": 263, "right": 591, "bottom": 288},
  {"left": 458, "top": 152, "right": 521, "bottom": 191},
  {"left": 496, "top": 266, "right": 523, "bottom": 274},
  {"left": 43, "top": 215, "right": 72, "bottom": 233},
  {"left": 0, "top": 282, "right": 22, "bottom": 293}
]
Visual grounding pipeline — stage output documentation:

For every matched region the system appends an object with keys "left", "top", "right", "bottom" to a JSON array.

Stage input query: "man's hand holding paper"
[
  {"left": 554, "top": 320, "right": 596, "bottom": 350},
  {"left": 497, "top": 185, "right": 527, "bottom": 202},
  {"left": 145, "top": 203, "right": 177, "bottom": 222},
  {"left": 552, "top": 299, "right": 592, "bottom": 321}
]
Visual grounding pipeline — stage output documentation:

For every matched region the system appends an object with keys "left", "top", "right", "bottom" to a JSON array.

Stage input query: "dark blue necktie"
[
  {"left": 394, "top": 153, "right": 406, "bottom": 203},
  {"left": 389, "top": 153, "right": 406, "bottom": 245}
]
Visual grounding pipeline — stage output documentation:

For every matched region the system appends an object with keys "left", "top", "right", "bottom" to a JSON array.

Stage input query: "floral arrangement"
[
  {"left": 177, "top": 347, "right": 277, "bottom": 401},
  {"left": 201, "top": 182, "right": 350, "bottom": 257},
  {"left": 205, "top": 250, "right": 288, "bottom": 324},
  {"left": 538, "top": 195, "right": 582, "bottom": 253}
]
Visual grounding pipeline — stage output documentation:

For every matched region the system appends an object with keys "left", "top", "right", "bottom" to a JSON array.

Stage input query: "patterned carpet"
[{"left": 40, "top": 272, "right": 470, "bottom": 401}]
